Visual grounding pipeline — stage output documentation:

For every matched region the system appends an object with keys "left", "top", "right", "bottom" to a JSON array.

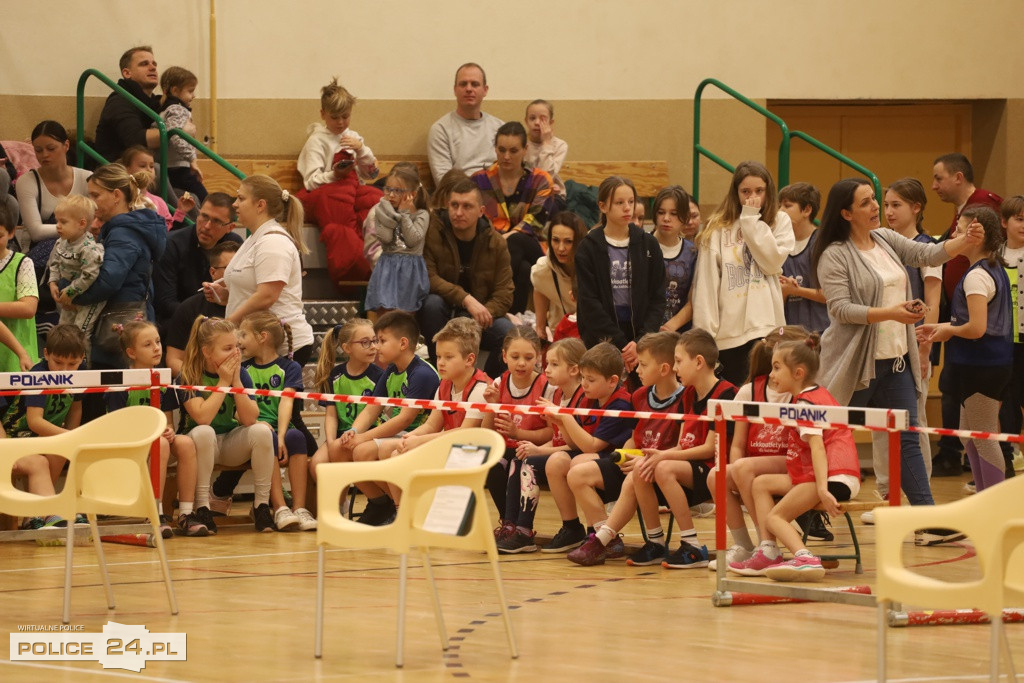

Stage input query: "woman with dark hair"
[
  {"left": 812, "top": 178, "right": 980, "bottom": 534},
  {"left": 530, "top": 211, "right": 586, "bottom": 340},
  {"left": 16, "top": 121, "right": 92, "bottom": 245},
  {"left": 471, "top": 121, "right": 558, "bottom": 314}
]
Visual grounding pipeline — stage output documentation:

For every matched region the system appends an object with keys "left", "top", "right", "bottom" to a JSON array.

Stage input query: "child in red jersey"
[
  {"left": 565, "top": 331, "right": 681, "bottom": 565},
  {"left": 706, "top": 325, "right": 808, "bottom": 570},
  {"left": 730, "top": 334, "right": 861, "bottom": 582},
  {"left": 569, "top": 329, "right": 735, "bottom": 568},
  {"left": 497, "top": 337, "right": 585, "bottom": 553}
]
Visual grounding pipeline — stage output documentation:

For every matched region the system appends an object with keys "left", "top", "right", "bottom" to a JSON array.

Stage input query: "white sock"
[
  {"left": 795, "top": 548, "right": 814, "bottom": 558},
  {"left": 731, "top": 526, "right": 754, "bottom": 551},
  {"left": 759, "top": 540, "right": 780, "bottom": 559},
  {"left": 157, "top": 501, "right": 163, "bottom": 514},
  {"left": 646, "top": 527, "right": 666, "bottom": 546},
  {"left": 679, "top": 528, "right": 699, "bottom": 547},
  {"left": 595, "top": 526, "right": 617, "bottom": 546},
  {"left": 179, "top": 502, "right": 194, "bottom": 516}
]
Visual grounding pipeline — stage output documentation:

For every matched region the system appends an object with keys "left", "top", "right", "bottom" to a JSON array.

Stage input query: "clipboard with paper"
[{"left": 420, "top": 444, "right": 491, "bottom": 536}]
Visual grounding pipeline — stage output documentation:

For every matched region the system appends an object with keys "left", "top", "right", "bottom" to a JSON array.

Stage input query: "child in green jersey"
[
  {"left": 107, "top": 319, "right": 199, "bottom": 538},
  {"left": 308, "top": 318, "right": 381, "bottom": 492},
  {"left": 239, "top": 311, "right": 314, "bottom": 532},
  {"left": 177, "top": 316, "right": 276, "bottom": 533}
]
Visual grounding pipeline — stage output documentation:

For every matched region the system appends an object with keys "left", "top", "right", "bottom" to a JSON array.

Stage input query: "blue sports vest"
[
  {"left": 782, "top": 230, "right": 829, "bottom": 334},
  {"left": 948, "top": 259, "right": 1012, "bottom": 366}
]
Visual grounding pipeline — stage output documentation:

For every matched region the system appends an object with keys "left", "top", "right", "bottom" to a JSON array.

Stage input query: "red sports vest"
[
  {"left": 578, "top": 387, "right": 632, "bottom": 435},
  {"left": 439, "top": 369, "right": 491, "bottom": 432},
  {"left": 679, "top": 379, "right": 736, "bottom": 464},
  {"left": 551, "top": 384, "right": 585, "bottom": 448},
  {"left": 630, "top": 385, "right": 683, "bottom": 450},
  {"left": 784, "top": 386, "right": 861, "bottom": 485},
  {"left": 745, "top": 376, "right": 790, "bottom": 458},
  {"left": 498, "top": 371, "right": 550, "bottom": 447}
]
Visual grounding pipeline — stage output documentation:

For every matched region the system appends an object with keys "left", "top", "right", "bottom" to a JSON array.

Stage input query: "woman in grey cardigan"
[{"left": 811, "top": 179, "right": 981, "bottom": 529}]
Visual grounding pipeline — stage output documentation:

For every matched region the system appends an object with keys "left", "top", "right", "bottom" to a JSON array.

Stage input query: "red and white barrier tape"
[{"left": 3, "top": 380, "right": 1023, "bottom": 444}]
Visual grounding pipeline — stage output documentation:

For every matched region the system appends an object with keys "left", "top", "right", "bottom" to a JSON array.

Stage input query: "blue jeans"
[
  {"left": 417, "top": 294, "right": 514, "bottom": 379},
  {"left": 849, "top": 355, "right": 934, "bottom": 506}
]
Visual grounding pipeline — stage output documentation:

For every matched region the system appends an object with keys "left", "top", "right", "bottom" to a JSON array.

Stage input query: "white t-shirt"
[
  {"left": 659, "top": 238, "right": 683, "bottom": 260},
  {"left": 1005, "top": 245, "right": 1024, "bottom": 268},
  {"left": 432, "top": 379, "right": 489, "bottom": 420},
  {"left": 224, "top": 219, "right": 314, "bottom": 351},
  {"left": 859, "top": 245, "right": 908, "bottom": 360},
  {"left": 734, "top": 382, "right": 791, "bottom": 404},
  {"left": 963, "top": 267, "right": 996, "bottom": 301},
  {"left": 491, "top": 374, "right": 557, "bottom": 402}
]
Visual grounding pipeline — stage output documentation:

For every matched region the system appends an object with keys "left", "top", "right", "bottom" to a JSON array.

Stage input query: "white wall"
[{"left": 2, "top": 0, "right": 1021, "bottom": 101}]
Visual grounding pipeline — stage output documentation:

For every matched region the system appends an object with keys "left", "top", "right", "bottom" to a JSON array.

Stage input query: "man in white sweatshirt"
[{"left": 427, "top": 63, "right": 504, "bottom": 184}]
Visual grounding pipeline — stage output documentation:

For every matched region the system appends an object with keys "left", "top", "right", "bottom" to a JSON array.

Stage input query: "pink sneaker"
[
  {"left": 765, "top": 554, "right": 826, "bottom": 582},
  {"left": 728, "top": 547, "right": 784, "bottom": 576}
]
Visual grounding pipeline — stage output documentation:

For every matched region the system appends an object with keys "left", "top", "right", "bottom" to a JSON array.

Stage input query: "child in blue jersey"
[
  {"left": 238, "top": 311, "right": 314, "bottom": 532},
  {"left": 107, "top": 320, "right": 198, "bottom": 538},
  {"left": 651, "top": 187, "right": 697, "bottom": 333},
  {"left": 308, "top": 318, "right": 382, "bottom": 493},
  {"left": 0, "top": 395, "right": 65, "bottom": 529},
  {"left": 779, "top": 182, "right": 829, "bottom": 335},
  {"left": 1, "top": 325, "right": 85, "bottom": 488},
  {"left": 177, "top": 316, "right": 276, "bottom": 533},
  {"left": 344, "top": 311, "right": 440, "bottom": 525},
  {"left": 541, "top": 342, "right": 636, "bottom": 553},
  {"left": 920, "top": 206, "right": 1012, "bottom": 492},
  {"left": 566, "top": 331, "right": 682, "bottom": 565}
]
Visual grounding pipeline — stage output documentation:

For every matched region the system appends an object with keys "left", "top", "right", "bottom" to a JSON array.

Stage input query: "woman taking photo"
[
  {"left": 471, "top": 121, "right": 557, "bottom": 314},
  {"left": 530, "top": 211, "right": 586, "bottom": 341},
  {"left": 812, "top": 178, "right": 981, "bottom": 539}
]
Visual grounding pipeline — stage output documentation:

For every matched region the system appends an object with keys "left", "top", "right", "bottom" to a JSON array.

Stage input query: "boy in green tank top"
[{"left": 0, "top": 201, "right": 39, "bottom": 372}]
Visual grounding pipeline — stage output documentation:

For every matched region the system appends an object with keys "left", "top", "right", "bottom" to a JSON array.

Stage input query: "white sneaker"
[
  {"left": 690, "top": 502, "right": 715, "bottom": 518},
  {"left": 274, "top": 506, "right": 300, "bottom": 531},
  {"left": 708, "top": 544, "right": 752, "bottom": 570},
  {"left": 295, "top": 508, "right": 317, "bottom": 531},
  {"left": 861, "top": 510, "right": 874, "bottom": 525},
  {"left": 963, "top": 480, "right": 976, "bottom": 495}
]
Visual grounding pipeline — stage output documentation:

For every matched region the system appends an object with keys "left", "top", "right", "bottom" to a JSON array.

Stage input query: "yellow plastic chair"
[
  {"left": 314, "top": 428, "right": 518, "bottom": 666},
  {"left": 875, "top": 476, "right": 1024, "bottom": 681},
  {"left": 0, "top": 406, "right": 177, "bottom": 624}
]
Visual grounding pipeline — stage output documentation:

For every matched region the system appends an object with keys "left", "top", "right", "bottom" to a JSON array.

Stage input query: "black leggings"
[{"left": 505, "top": 232, "right": 544, "bottom": 315}]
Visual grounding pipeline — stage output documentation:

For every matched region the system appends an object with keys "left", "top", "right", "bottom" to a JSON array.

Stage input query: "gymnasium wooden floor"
[{"left": 1, "top": 472, "right": 1020, "bottom": 682}]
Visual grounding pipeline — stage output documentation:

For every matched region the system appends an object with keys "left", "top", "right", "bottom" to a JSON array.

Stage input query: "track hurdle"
[
  {"left": 0, "top": 368, "right": 170, "bottom": 542},
  {"left": 708, "top": 399, "right": 908, "bottom": 609}
]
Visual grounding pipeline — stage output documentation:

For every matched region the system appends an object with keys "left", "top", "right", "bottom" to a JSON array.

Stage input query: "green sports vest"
[
  {"left": 0, "top": 252, "right": 40, "bottom": 372},
  {"left": 331, "top": 369, "right": 377, "bottom": 433}
]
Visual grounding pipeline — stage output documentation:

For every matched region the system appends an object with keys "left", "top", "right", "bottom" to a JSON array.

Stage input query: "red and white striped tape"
[{"left": 0, "top": 385, "right": 156, "bottom": 398}]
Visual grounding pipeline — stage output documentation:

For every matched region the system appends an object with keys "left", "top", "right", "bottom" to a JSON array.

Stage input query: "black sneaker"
[
  {"left": 194, "top": 506, "right": 218, "bottom": 535},
  {"left": 497, "top": 529, "right": 538, "bottom": 554},
  {"left": 175, "top": 512, "right": 209, "bottom": 537},
  {"left": 541, "top": 524, "right": 587, "bottom": 553},
  {"left": 662, "top": 541, "right": 710, "bottom": 569},
  {"left": 159, "top": 514, "right": 174, "bottom": 539},
  {"left": 797, "top": 510, "right": 834, "bottom": 542},
  {"left": 914, "top": 528, "right": 967, "bottom": 546},
  {"left": 358, "top": 498, "right": 397, "bottom": 527},
  {"left": 930, "top": 453, "right": 963, "bottom": 478},
  {"left": 627, "top": 541, "right": 668, "bottom": 566},
  {"left": 253, "top": 503, "right": 275, "bottom": 533}
]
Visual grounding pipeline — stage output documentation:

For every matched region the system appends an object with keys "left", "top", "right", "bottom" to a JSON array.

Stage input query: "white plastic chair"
[
  {"left": 314, "top": 428, "right": 518, "bottom": 666},
  {"left": 875, "top": 476, "right": 1024, "bottom": 681},
  {"left": 0, "top": 406, "right": 177, "bottom": 623}
]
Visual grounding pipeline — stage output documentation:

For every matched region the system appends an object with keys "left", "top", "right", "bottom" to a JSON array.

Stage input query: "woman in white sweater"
[{"left": 692, "top": 161, "right": 794, "bottom": 385}]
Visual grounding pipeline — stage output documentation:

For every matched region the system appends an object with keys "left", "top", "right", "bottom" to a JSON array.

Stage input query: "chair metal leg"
[
  {"left": 62, "top": 523, "right": 74, "bottom": 624},
  {"left": 149, "top": 516, "right": 178, "bottom": 615},
  {"left": 89, "top": 514, "right": 115, "bottom": 609},
  {"left": 991, "top": 618, "right": 1002, "bottom": 682},
  {"left": 486, "top": 545, "right": 519, "bottom": 659},
  {"left": 1002, "top": 617, "right": 1017, "bottom": 681},
  {"left": 396, "top": 553, "right": 407, "bottom": 668},
  {"left": 315, "top": 546, "right": 324, "bottom": 659},
  {"left": 877, "top": 600, "right": 888, "bottom": 683},
  {"left": 421, "top": 549, "right": 448, "bottom": 651}
]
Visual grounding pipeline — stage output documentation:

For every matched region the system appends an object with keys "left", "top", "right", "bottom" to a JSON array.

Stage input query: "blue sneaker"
[{"left": 662, "top": 541, "right": 710, "bottom": 569}]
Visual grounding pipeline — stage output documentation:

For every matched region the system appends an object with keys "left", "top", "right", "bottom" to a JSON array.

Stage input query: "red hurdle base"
[
  {"left": 101, "top": 533, "right": 157, "bottom": 548},
  {"left": 713, "top": 585, "right": 872, "bottom": 606},
  {"left": 889, "top": 608, "right": 1024, "bottom": 627}
]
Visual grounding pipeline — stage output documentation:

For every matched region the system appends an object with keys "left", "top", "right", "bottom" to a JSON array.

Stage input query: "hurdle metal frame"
[
  {"left": 0, "top": 368, "right": 170, "bottom": 542},
  {"left": 708, "top": 399, "right": 908, "bottom": 608}
]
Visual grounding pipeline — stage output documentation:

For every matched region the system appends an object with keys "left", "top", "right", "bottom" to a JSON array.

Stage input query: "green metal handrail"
[
  {"left": 692, "top": 78, "right": 791, "bottom": 202},
  {"left": 75, "top": 68, "right": 245, "bottom": 208},
  {"left": 788, "top": 130, "right": 882, "bottom": 205},
  {"left": 692, "top": 78, "right": 882, "bottom": 207}
]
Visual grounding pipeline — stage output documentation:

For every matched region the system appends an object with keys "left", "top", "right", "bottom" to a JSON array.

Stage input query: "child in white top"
[
  {"left": 297, "top": 78, "right": 378, "bottom": 191},
  {"left": 524, "top": 100, "right": 568, "bottom": 196},
  {"left": 158, "top": 66, "right": 207, "bottom": 202},
  {"left": 48, "top": 195, "right": 105, "bottom": 341}
]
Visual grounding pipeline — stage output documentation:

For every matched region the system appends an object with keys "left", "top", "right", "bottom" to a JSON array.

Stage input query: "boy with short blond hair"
[
  {"left": 297, "top": 77, "right": 379, "bottom": 192},
  {"left": 541, "top": 341, "right": 635, "bottom": 553},
  {"left": 569, "top": 328, "right": 736, "bottom": 567},
  {"left": 779, "top": 182, "right": 828, "bottom": 334},
  {"left": 47, "top": 195, "right": 105, "bottom": 339}
]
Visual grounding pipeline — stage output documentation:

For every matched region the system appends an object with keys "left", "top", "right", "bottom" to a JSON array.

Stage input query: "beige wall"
[{"left": 2, "top": 1, "right": 1022, "bottom": 204}]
